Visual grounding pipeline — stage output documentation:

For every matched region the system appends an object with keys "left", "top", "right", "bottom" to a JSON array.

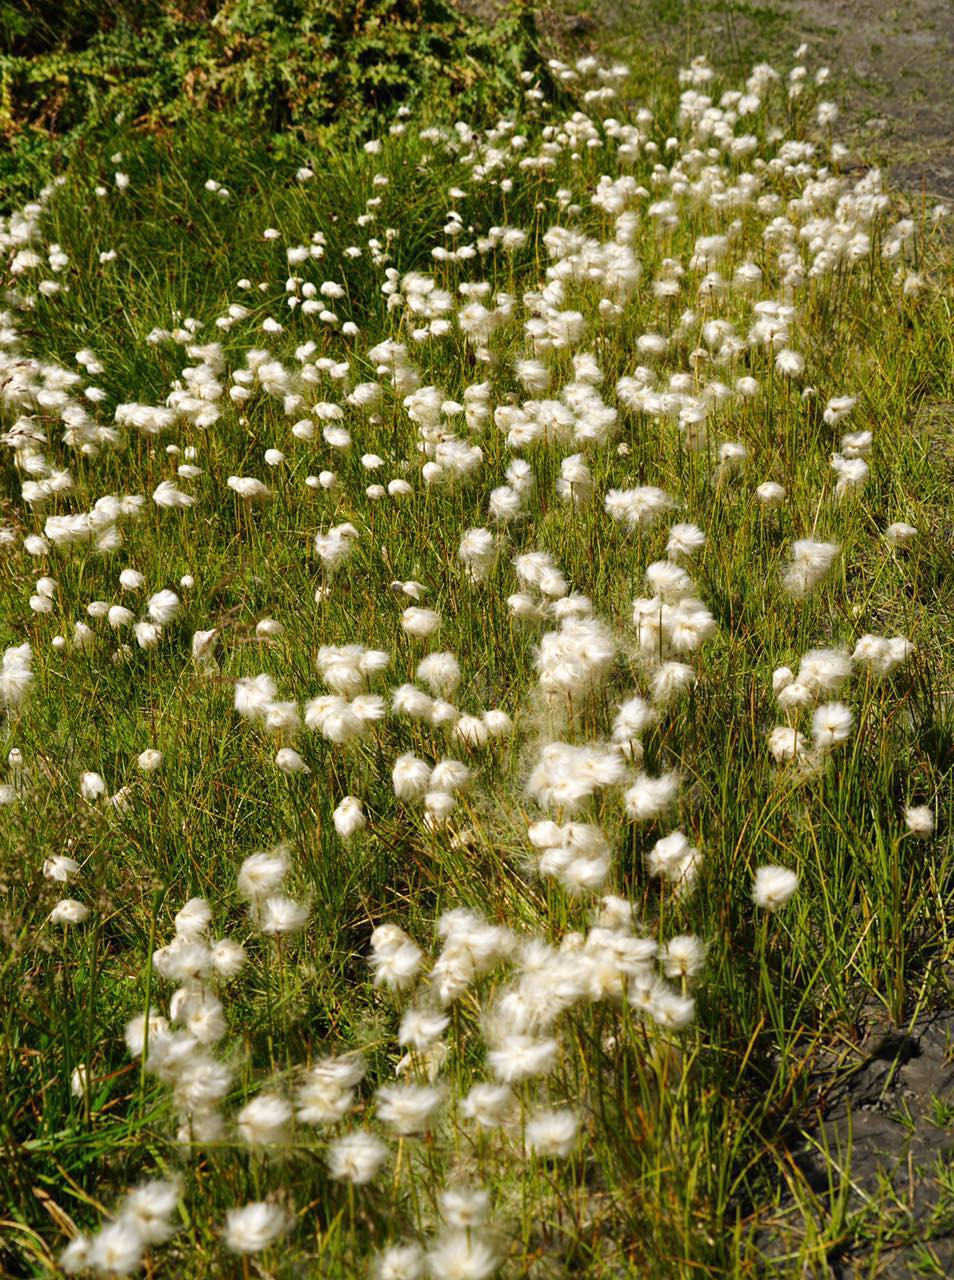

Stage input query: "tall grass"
[{"left": 0, "top": 40, "right": 951, "bottom": 1279}]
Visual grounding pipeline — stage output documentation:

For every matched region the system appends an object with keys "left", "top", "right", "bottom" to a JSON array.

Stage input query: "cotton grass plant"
[{"left": 0, "top": 38, "right": 951, "bottom": 1280}]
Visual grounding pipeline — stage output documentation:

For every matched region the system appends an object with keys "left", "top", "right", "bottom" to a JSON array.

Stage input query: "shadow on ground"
[{"left": 760, "top": 1011, "right": 954, "bottom": 1276}]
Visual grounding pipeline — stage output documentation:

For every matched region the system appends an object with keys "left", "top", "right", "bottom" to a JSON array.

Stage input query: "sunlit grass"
[{"left": 0, "top": 41, "right": 951, "bottom": 1280}]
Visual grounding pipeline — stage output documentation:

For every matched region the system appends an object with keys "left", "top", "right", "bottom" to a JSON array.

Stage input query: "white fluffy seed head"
[
  {"left": 333, "top": 795, "right": 366, "bottom": 838},
  {"left": 904, "top": 805, "right": 934, "bottom": 838},
  {"left": 416, "top": 651, "right": 461, "bottom": 697},
  {"left": 752, "top": 865, "right": 798, "bottom": 911}
]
